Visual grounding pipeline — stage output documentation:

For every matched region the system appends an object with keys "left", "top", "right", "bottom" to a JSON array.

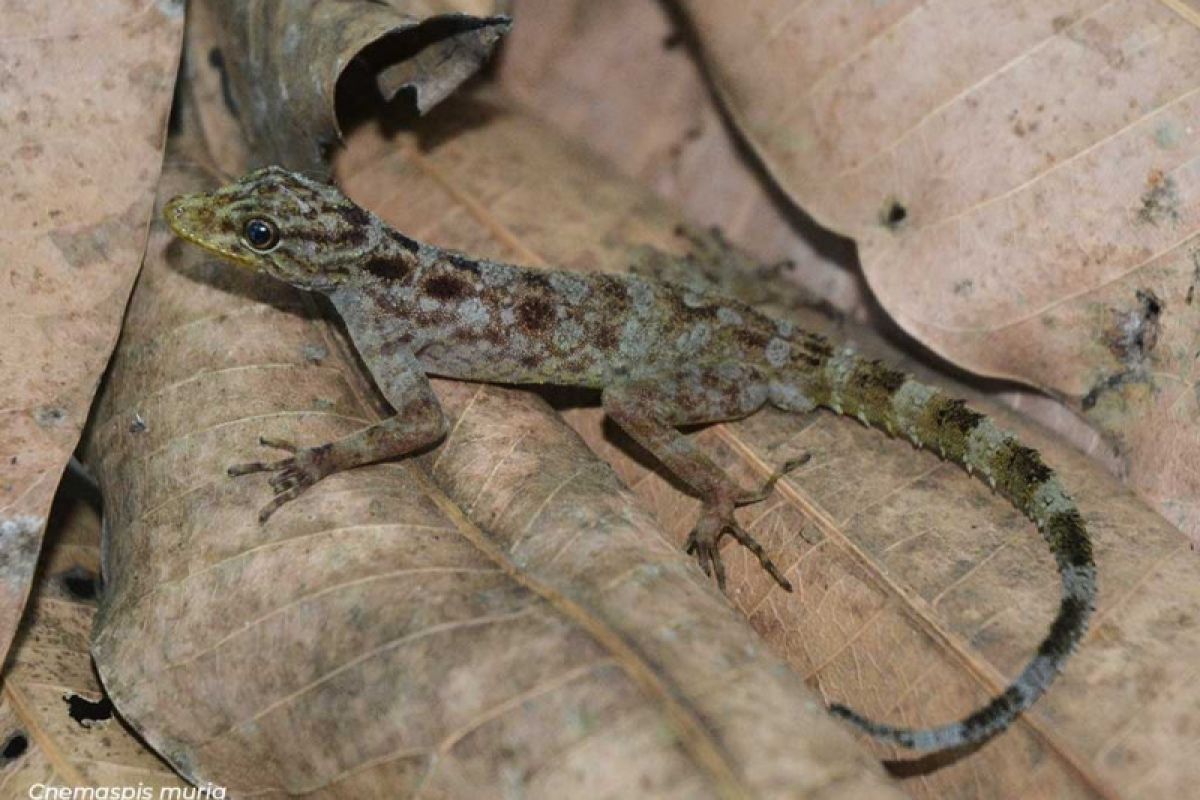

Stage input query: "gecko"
[{"left": 164, "top": 166, "right": 1095, "bottom": 754}]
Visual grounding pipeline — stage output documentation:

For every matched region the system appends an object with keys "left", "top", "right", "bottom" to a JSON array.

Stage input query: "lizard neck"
[{"left": 347, "top": 229, "right": 423, "bottom": 290}]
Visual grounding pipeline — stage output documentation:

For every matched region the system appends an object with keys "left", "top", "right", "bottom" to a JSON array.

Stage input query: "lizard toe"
[{"left": 724, "top": 521, "right": 792, "bottom": 592}]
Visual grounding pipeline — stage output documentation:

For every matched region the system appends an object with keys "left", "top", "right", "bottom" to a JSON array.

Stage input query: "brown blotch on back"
[
  {"left": 290, "top": 226, "right": 368, "bottom": 249},
  {"left": 363, "top": 256, "right": 409, "bottom": 282},
  {"left": 802, "top": 332, "right": 835, "bottom": 356},
  {"left": 341, "top": 204, "right": 371, "bottom": 227},
  {"left": 734, "top": 327, "right": 770, "bottom": 351},
  {"left": 594, "top": 276, "right": 632, "bottom": 314},
  {"left": 516, "top": 296, "right": 555, "bottom": 333},
  {"left": 482, "top": 322, "right": 507, "bottom": 346},
  {"left": 594, "top": 324, "right": 619, "bottom": 352},
  {"left": 423, "top": 273, "right": 471, "bottom": 301}
]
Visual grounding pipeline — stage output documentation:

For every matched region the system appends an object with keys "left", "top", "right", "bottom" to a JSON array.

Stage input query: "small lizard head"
[{"left": 164, "top": 166, "right": 389, "bottom": 292}]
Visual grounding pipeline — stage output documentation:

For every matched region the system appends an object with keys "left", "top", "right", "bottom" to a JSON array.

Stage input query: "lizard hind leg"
[{"left": 601, "top": 364, "right": 796, "bottom": 592}]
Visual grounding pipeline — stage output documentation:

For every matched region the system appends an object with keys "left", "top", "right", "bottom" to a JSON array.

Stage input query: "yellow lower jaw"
[{"left": 162, "top": 195, "right": 256, "bottom": 268}]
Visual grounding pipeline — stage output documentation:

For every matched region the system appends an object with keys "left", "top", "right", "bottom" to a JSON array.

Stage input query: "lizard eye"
[{"left": 243, "top": 218, "right": 279, "bottom": 251}]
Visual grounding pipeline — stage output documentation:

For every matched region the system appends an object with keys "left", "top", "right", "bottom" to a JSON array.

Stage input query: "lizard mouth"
[{"left": 163, "top": 193, "right": 257, "bottom": 268}]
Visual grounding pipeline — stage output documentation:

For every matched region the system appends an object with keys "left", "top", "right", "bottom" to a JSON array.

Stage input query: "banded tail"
[{"left": 807, "top": 349, "right": 1095, "bottom": 751}]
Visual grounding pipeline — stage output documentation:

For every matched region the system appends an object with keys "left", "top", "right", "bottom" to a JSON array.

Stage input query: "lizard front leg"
[
  {"left": 231, "top": 347, "right": 447, "bottom": 522},
  {"left": 602, "top": 365, "right": 807, "bottom": 592}
]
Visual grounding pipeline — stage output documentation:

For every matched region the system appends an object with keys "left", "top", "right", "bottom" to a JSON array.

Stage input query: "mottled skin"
[{"left": 165, "top": 166, "right": 1096, "bottom": 754}]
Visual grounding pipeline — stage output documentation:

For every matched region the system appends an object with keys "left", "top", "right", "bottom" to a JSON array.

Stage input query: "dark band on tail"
[{"left": 817, "top": 350, "right": 1096, "bottom": 751}]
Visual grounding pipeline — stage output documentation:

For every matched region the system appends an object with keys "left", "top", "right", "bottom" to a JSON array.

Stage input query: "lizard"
[{"left": 164, "top": 165, "right": 1096, "bottom": 754}]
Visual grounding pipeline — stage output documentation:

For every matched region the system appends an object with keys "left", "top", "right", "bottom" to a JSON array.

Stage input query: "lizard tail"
[{"left": 803, "top": 349, "right": 1096, "bottom": 752}]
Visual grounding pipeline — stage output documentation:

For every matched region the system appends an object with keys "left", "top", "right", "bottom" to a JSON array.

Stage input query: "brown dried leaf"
[
  {"left": 497, "top": 0, "right": 867, "bottom": 314},
  {"left": 0, "top": 481, "right": 188, "bottom": 795},
  {"left": 336, "top": 87, "right": 1200, "bottom": 798},
  {"left": 185, "top": 0, "right": 510, "bottom": 177},
  {"left": 673, "top": 0, "right": 1200, "bottom": 541},
  {"left": 0, "top": 0, "right": 183, "bottom": 671},
  {"left": 81, "top": 133, "right": 900, "bottom": 796}
]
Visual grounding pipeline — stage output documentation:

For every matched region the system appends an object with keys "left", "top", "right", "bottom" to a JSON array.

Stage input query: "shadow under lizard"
[{"left": 165, "top": 166, "right": 1096, "bottom": 755}]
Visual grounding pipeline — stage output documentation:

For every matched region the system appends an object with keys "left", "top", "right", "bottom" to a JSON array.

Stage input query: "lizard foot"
[
  {"left": 686, "top": 504, "right": 793, "bottom": 593},
  {"left": 734, "top": 453, "right": 811, "bottom": 507},
  {"left": 228, "top": 436, "right": 335, "bottom": 522}
]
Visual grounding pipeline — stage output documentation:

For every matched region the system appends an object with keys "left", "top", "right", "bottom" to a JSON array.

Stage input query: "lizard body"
[{"left": 165, "top": 166, "right": 1095, "bottom": 754}]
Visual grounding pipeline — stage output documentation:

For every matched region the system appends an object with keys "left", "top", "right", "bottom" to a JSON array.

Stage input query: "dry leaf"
[
  {"left": 0, "top": 0, "right": 183, "bottom": 672},
  {"left": 497, "top": 0, "right": 866, "bottom": 315},
  {"left": 0, "top": 477, "right": 188, "bottom": 795},
  {"left": 336, "top": 86, "right": 1200, "bottom": 798},
  {"left": 671, "top": 0, "right": 1200, "bottom": 541},
  {"left": 81, "top": 135, "right": 901, "bottom": 795},
  {"left": 185, "top": 0, "right": 510, "bottom": 177}
]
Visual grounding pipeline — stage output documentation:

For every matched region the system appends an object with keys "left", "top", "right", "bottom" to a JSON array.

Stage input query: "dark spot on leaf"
[
  {"left": 1085, "top": 289, "right": 1164, "bottom": 411},
  {"left": 64, "top": 693, "right": 114, "bottom": 727},
  {"left": 882, "top": 200, "right": 907, "bottom": 229},
  {"left": 34, "top": 406, "right": 66, "bottom": 427},
  {"left": 1104, "top": 288, "right": 1163, "bottom": 362},
  {"left": 1081, "top": 372, "right": 1131, "bottom": 411},
  {"left": 1, "top": 732, "right": 27, "bottom": 763},
  {"left": 1138, "top": 172, "right": 1180, "bottom": 225}
]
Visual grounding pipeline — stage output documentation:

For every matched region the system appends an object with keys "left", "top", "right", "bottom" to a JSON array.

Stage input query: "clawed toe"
[
  {"left": 256, "top": 485, "right": 306, "bottom": 523},
  {"left": 724, "top": 523, "right": 792, "bottom": 591},
  {"left": 685, "top": 529, "right": 726, "bottom": 589},
  {"left": 735, "top": 453, "right": 811, "bottom": 507},
  {"left": 228, "top": 459, "right": 280, "bottom": 477},
  {"left": 258, "top": 435, "right": 298, "bottom": 453},
  {"left": 686, "top": 512, "right": 793, "bottom": 594},
  {"left": 228, "top": 435, "right": 330, "bottom": 522}
]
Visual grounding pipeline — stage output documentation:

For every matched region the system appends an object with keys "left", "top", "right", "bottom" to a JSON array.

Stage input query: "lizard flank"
[{"left": 164, "top": 166, "right": 1096, "bottom": 754}]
